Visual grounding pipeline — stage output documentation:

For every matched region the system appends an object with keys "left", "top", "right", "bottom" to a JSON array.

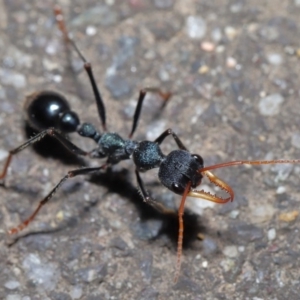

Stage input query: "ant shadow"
[{"left": 88, "top": 168, "right": 206, "bottom": 251}]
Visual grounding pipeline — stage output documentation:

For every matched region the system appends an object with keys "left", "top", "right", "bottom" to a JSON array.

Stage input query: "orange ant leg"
[
  {"left": 174, "top": 181, "right": 191, "bottom": 283},
  {"left": 188, "top": 170, "right": 234, "bottom": 203},
  {"left": 8, "top": 165, "right": 107, "bottom": 235}
]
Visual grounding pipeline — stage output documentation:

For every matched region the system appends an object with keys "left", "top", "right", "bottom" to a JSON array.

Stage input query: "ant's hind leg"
[
  {"left": 135, "top": 170, "right": 176, "bottom": 215},
  {"left": 0, "top": 128, "right": 88, "bottom": 181},
  {"left": 8, "top": 165, "right": 107, "bottom": 235}
]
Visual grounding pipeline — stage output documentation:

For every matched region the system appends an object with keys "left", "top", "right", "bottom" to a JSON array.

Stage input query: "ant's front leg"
[
  {"left": 0, "top": 128, "right": 88, "bottom": 181},
  {"left": 135, "top": 170, "right": 176, "bottom": 215}
]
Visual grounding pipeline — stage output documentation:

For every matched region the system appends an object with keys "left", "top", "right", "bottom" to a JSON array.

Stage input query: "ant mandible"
[{"left": 1, "top": 5, "right": 300, "bottom": 282}]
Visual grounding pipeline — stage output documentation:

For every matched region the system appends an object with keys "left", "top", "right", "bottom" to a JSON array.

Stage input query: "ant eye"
[
  {"left": 192, "top": 154, "right": 203, "bottom": 166},
  {"left": 171, "top": 183, "right": 184, "bottom": 195}
]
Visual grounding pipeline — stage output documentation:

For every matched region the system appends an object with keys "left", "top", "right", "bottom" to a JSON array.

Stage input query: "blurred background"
[{"left": 0, "top": 0, "right": 300, "bottom": 299}]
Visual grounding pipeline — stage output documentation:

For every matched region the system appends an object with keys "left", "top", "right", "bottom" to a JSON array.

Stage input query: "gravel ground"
[{"left": 1, "top": 0, "right": 300, "bottom": 299}]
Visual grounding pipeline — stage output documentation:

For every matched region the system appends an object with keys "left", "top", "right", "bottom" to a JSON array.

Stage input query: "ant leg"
[
  {"left": 188, "top": 170, "right": 234, "bottom": 203},
  {"left": 174, "top": 181, "right": 191, "bottom": 283},
  {"left": 135, "top": 170, "right": 176, "bottom": 215},
  {"left": 155, "top": 128, "right": 187, "bottom": 150},
  {"left": 8, "top": 165, "right": 107, "bottom": 235},
  {"left": 129, "top": 88, "right": 172, "bottom": 139},
  {"left": 0, "top": 128, "right": 88, "bottom": 181},
  {"left": 54, "top": 5, "right": 107, "bottom": 131}
]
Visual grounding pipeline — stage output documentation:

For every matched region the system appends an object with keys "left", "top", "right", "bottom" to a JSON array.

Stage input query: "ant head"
[{"left": 158, "top": 150, "right": 204, "bottom": 195}]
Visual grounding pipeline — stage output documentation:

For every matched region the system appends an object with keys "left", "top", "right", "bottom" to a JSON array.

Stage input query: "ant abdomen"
[{"left": 24, "top": 90, "right": 80, "bottom": 133}]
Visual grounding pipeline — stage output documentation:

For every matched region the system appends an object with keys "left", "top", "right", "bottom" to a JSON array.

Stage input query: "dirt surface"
[{"left": 1, "top": 0, "right": 300, "bottom": 299}]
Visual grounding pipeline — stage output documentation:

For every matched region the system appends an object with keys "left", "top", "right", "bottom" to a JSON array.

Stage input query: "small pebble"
[
  {"left": 198, "top": 65, "right": 209, "bottom": 74},
  {"left": 258, "top": 93, "right": 284, "bottom": 116},
  {"left": 251, "top": 204, "right": 275, "bottom": 223},
  {"left": 226, "top": 57, "right": 237, "bottom": 68},
  {"left": 211, "top": 28, "right": 222, "bottom": 42},
  {"left": 225, "top": 26, "right": 238, "bottom": 40},
  {"left": 284, "top": 46, "right": 295, "bottom": 55},
  {"left": 238, "top": 246, "right": 245, "bottom": 252},
  {"left": 267, "top": 228, "right": 276, "bottom": 241},
  {"left": 276, "top": 186, "right": 286, "bottom": 194},
  {"left": 267, "top": 53, "right": 283, "bottom": 65},
  {"left": 279, "top": 211, "right": 299, "bottom": 222},
  {"left": 223, "top": 245, "right": 238, "bottom": 258},
  {"left": 4, "top": 280, "right": 20, "bottom": 290},
  {"left": 201, "top": 41, "right": 215, "bottom": 52},
  {"left": 86, "top": 26, "right": 97, "bottom": 36},
  {"left": 202, "top": 261, "right": 208, "bottom": 268},
  {"left": 186, "top": 16, "right": 207, "bottom": 39},
  {"left": 229, "top": 210, "right": 240, "bottom": 219}
]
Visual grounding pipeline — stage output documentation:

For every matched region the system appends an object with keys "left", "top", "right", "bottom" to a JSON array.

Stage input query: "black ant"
[{"left": 1, "top": 6, "right": 300, "bottom": 282}]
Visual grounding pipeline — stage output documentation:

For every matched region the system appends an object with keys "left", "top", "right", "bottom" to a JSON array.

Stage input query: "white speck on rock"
[
  {"left": 229, "top": 209, "right": 240, "bottom": 219},
  {"left": 86, "top": 26, "right": 97, "bottom": 36},
  {"left": 186, "top": 16, "right": 207, "bottom": 39},
  {"left": 268, "top": 228, "right": 276, "bottom": 241},
  {"left": 211, "top": 28, "right": 222, "bottom": 42},
  {"left": 267, "top": 53, "right": 283, "bottom": 65},
  {"left": 22, "top": 253, "right": 60, "bottom": 291},
  {"left": 225, "top": 26, "right": 238, "bottom": 40},
  {"left": 258, "top": 93, "right": 284, "bottom": 116},
  {"left": 276, "top": 186, "right": 286, "bottom": 194},
  {"left": 202, "top": 261, "right": 208, "bottom": 268}
]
